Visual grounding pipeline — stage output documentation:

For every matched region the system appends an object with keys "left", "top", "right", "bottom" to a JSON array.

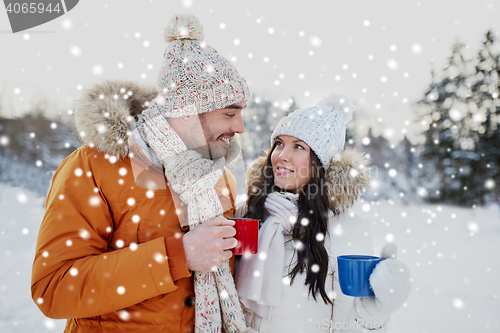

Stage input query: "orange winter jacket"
[{"left": 31, "top": 80, "right": 240, "bottom": 333}]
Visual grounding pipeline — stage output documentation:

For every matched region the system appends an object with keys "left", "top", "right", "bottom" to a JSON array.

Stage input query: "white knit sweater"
[{"left": 235, "top": 194, "right": 389, "bottom": 332}]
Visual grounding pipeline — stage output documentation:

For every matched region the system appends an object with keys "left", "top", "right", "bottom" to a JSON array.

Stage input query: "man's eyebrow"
[{"left": 223, "top": 104, "right": 246, "bottom": 110}]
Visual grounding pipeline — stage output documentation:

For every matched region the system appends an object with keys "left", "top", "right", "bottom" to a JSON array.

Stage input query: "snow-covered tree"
[
  {"left": 417, "top": 31, "right": 500, "bottom": 206},
  {"left": 0, "top": 112, "right": 78, "bottom": 196},
  {"left": 362, "top": 129, "right": 420, "bottom": 204},
  {"left": 240, "top": 96, "right": 297, "bottom": 163}
]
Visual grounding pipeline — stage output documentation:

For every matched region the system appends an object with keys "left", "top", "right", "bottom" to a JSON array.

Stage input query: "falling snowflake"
[
  {"left": 485, "top": 179, "right": 495, "bottom": 189},
  {"left": 452, "top": 298, "right": 465, "bottom": 309},
  {"left": 332, "top": 224, "right": 343, "bottom": 236},
  {"left": 62, "top": 19, "right": 72, "bottom": 30},
  {"left": 79, "top": 229, "right": 90, "bottom": 240},
  {"left": 118, "top": 310, "right": 130, "bottom": 321},
  {"left": 386, "top": 59, "right": 399, "bottom": 70},
  {"left": 449, "top": 108, "right": 462, "bottom": 121},
  {"left": 467, "top": 222, "right": 479, "bottom": 233},
  {"left": 89, "top": 196, "right": 100, "bottom": 206},
  {"left": 16, "top": 193, "right": 28, "bottom": 203},
  {"left": 411, "top": 43, "right": 423, "bottom": 54},
  {"left": 93, "top": 65, "right": 103, "bottom": 76},
  {"left": 70, "top": 46, "right": 82, "bottom": 57},
  {"left": 417, "top": 187, "right": 428, "bottom": 197},
  {"left": 154, "top": 252, "right": 165, "bottom": 263},
  {"left": 293, "top": 240, "right": 304, "bottom": 251},
  {"left": 282, "top": 276, "right": 290, "bottom": 285},
  {"left": 0, "top": 135, "right": 9, "bottom": 146},
  {"left": 44, "top": 319, "right": 56, "bottom": 329},
  {"left": 310, "top": 36, "right": 322, "bottom": 47}
]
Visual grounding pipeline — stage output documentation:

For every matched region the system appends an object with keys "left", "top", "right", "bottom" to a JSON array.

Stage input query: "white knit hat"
[
  {"left": 270, "top": 94, "right": 355, "bottom": 168},
  {"left": 155, "top": 14, "right": 250, "bottom": 117}
]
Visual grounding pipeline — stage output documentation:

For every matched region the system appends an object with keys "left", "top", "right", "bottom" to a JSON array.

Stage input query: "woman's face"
[{"left": 271, "top": 135, "right": 313, "bottom": 194}]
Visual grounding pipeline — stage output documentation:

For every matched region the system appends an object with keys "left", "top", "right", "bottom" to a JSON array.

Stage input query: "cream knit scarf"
[
  {"left": 235, "top": 192, "right": 298, "bottom": 321},
  {"left": 137, "top": 102, "right": 249, "bottom": 333}
]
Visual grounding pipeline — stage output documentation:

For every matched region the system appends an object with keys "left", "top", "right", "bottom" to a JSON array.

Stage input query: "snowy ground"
[
  {"left": 354, "top": 199, "right": 500, "bottom": 332},
  {"left": 1, "top": 184, "right": 499, "bottom": 332},
  {"left": 0, "top": 185, "right": 67, "bottom": 332}
]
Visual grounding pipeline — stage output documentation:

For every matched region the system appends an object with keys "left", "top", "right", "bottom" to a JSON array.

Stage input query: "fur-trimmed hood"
[
  {"left": 245, "top": 147, "right": 371, "bottom": 213},
  {"left": 73, "top": 80, "right": 241, "bottom": 163}
]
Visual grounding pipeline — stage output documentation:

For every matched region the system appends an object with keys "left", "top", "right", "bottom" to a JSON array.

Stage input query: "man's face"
[{"left": 185, "top": 101, "right": 246, "bottom": 159}]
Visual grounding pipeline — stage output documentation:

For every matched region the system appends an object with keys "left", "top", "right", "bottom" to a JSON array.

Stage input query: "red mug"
[{"left": 229, "top": 218, "right": 259, "bottom": 255}]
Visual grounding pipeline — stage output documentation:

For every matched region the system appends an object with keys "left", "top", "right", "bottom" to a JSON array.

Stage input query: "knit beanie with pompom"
[
  {"left": 155, "top": 14, "right": 250, "bottom": 118},
  {"left": 270, "top": 94, "right": 355, "bottom": 168}
]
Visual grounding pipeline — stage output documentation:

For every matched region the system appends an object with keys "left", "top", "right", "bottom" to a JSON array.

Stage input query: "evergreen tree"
[
  {"left": 471, "top": 30, "right": 500, "bottom": 203},
  {"left": 240, "top": 96, "right": 297, "bottom": 163},
  {"left": 417, "top": 32, "right": 500, "bottom": 206}
]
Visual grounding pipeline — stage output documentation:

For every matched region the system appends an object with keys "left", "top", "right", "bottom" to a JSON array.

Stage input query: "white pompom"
[
  {"left": 317, "top": 93, "right": 355, "bottom": 124},
  {"left": 164, "top": 14, "right": 204, "bottom": 43}
]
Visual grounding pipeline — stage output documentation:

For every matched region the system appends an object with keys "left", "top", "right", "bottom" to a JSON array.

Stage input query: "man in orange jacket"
[{"left": 31, "top": 14, "right": 250, "bottom": 332}]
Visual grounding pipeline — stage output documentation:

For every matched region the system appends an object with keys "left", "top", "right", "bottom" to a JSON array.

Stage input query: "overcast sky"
[{"left": 1, "top": 0, "right": 499, "bottom": 143}]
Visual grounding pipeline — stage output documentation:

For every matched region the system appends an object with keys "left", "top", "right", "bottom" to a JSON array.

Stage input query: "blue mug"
[{"left": 337, "top": 255, "right": 382, "bottom": 297}]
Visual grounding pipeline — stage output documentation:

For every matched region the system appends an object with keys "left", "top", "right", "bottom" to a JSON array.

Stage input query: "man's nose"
[{"left": 230, "top": 112, "right": 245, "bottom": 134}]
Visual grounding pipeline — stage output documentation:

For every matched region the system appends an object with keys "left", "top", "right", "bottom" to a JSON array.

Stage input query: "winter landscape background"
[{"left": 1, "top": 1, "right": 499, "bottom": 332}]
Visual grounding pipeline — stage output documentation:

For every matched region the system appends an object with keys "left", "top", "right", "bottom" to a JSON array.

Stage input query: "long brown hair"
[{"left": 244, "top": 142, "right": 335, "bottom": 304}]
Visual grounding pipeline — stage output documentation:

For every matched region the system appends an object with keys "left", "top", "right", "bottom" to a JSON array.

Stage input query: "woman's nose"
[{"left": 279, "top": 149, "right": 290, "bottom": 162}]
